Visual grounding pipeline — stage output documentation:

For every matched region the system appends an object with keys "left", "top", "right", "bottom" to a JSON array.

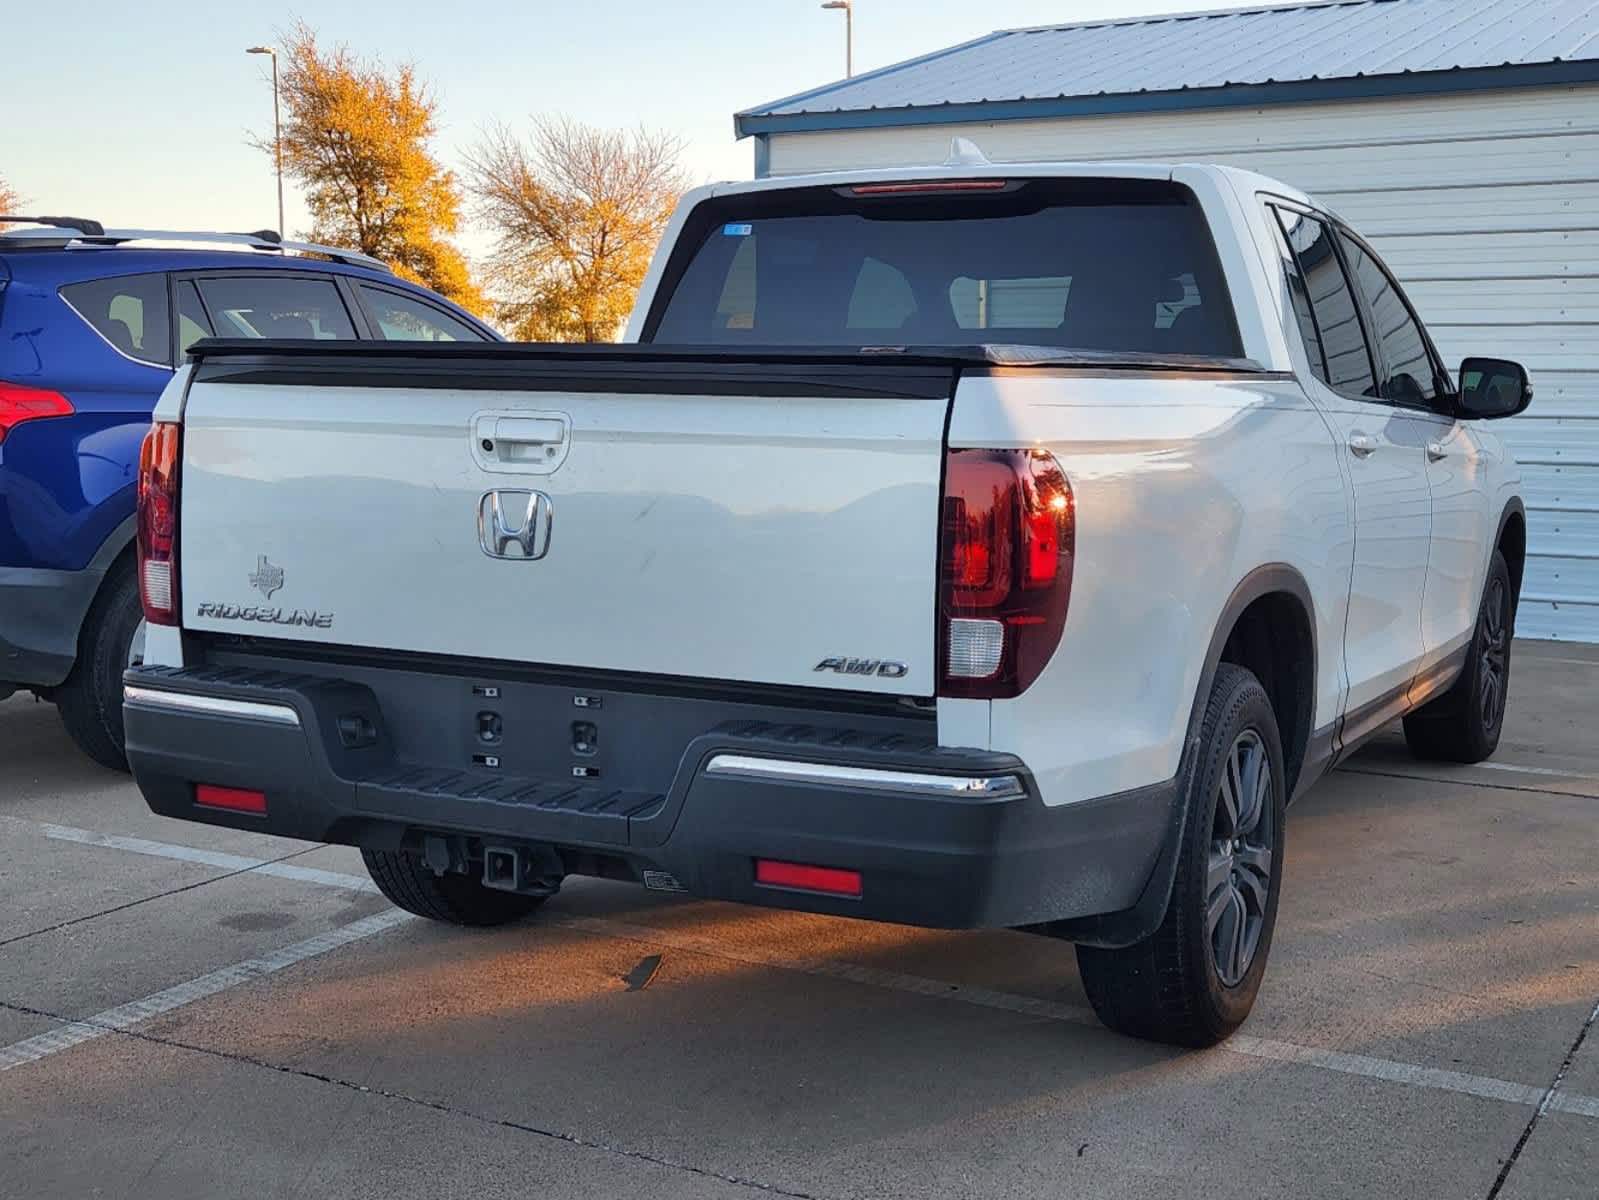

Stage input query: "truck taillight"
[
  {"left": 0, "top": 381, "right": 74, "bottom": 444},
  {"left": 938, "top": 448, "right": 1074, "bottom": 699},
  {"left": 137, "top": 422, "right": 181, "bottom": 626}
]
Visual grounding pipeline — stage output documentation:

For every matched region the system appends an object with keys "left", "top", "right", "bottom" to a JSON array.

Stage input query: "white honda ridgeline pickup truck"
[{"left": 124, "top": 157, "right": 1531, "bottom": 1047}]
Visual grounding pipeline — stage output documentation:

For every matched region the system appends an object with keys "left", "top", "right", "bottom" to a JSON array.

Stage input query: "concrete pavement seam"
[
  {"left": 1338, "top": 765, "right": 1599, "bottom": 800},
  {"left": 1483, "top": 994, "right": 1599, "bottom": 1199}
]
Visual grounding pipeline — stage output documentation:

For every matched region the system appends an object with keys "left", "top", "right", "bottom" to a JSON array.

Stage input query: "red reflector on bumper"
[
  {"left": 195, "top": 784, "right": 267, "bottom": 815},
  {"left": 755, "top": 859, "right": 862, "bottom": 897}
]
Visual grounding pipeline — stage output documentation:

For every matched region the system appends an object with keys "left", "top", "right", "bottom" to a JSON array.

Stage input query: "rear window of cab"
[{"left": 645, "top": 178, "right": 1243, "bottom": 358}]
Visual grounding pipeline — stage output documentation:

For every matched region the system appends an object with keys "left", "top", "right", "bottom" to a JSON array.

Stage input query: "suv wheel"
[
  {"left": 1076, "top": 664, "right": 1286, "bottom": 1047},
  {"left": 362, "top": 850, "right": 552, "bottom": 926},
  {"left": 56, "top": 561, "right": 143, "bottom": 771},
  {"left": 1403, "top": 551, "right": 1514, "bottom": 764}
]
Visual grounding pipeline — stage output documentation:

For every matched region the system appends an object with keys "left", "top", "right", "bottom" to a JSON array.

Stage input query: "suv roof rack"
[
  {"left": 0, "top": 218, "right": 391, "bottom": 273},
  {"left": 0, "top": 214, "right": 106, "bottom": 236}
]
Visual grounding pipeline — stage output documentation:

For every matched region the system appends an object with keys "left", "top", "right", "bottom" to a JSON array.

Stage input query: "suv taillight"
[
  {"left": 938, "top": 448, "right": 1075, "bottom": 699},
  {"left": 137, "top": 422, "right": 181, "bottom": 626},
  {"left": 0, "top": 381, "right": 74, "bottom": 444}
]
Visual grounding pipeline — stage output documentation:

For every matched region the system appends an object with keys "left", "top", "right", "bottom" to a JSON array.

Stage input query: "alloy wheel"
[
  {"left": 1207, "top": 730, "right": 1274, "bottom": 988},
  {"left": 1479, "top": 577, "right": 1510, "bottom": 731}
]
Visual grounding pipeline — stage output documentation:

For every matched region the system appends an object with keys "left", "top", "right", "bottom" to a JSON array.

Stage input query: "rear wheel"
[
  {"left": 362, "top": 849, "right": 550, "bottom": 926},
  {"left": 1403, "top": 551, "right": 1513, "bottom": 764},
  {"left": 56, "top": 561, "right": 144, "bottom": 771},
  {"left": 1076, "top": 664, "right": 1286, "bottom": 1047}
]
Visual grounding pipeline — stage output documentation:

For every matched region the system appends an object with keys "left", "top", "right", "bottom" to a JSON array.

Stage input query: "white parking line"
[
  {"left": 34, "top": 823, "right": 382, "bottom": 894},
  {"left": 6, "top": 819, "right": 1598, "bottom": 1121},
  {"left": 1225, "top": 1037, "right": 1598, "bottom": 1118},
  {"left": 1475, "top": 762, "right": 1597, "bottom": 780},
  {"left": 0, "top": 909, "right": 414, "bottom": 1072}
]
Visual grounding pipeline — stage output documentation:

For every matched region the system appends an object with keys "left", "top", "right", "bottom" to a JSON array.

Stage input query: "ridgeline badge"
[
  {"left": 199, "top": 554, "right": 332, "bottom": 629},
  {"left": 249, "top": 555, "right": 285, "bottom": 600},
  {"left": 195, "top": 603, "right": 334, "bottom": 629}
]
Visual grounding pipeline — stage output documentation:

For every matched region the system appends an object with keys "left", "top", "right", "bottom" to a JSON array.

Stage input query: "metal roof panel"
[{"left": 742, "top": 0, "right": 1599, "bottom": 119}]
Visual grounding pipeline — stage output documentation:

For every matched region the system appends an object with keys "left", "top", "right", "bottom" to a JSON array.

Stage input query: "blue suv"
[{"left": 0, "top": 217, "right": 498, "bottom": 767}]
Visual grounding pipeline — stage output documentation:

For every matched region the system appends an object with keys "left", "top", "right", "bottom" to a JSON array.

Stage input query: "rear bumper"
[
  {"left": 0, "top": 563, "right": 105, "bottom": 688},
  {"left": 124, "top": 663, "right": 1174, "bottom": 929}
]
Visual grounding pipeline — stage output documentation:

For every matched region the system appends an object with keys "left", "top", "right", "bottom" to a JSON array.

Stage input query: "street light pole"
[
  {"left": 246, "top": 46, "right": 284, "bottom": 236},
  {"left": 821, "top": 1, "right": 853, "bottom": 78}
]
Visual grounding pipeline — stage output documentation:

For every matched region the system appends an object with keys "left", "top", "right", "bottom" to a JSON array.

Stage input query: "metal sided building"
[{"left": 737, "top": 0, "right": 1599, "bottom": 641}]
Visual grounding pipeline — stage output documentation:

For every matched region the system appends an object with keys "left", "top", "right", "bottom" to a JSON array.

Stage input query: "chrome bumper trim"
[
  {"left": 123, "top": 685, "right": 302, "bottom": 727},
  {"left": 704, "top": 754, "right": 1026, "bottom": 799}
]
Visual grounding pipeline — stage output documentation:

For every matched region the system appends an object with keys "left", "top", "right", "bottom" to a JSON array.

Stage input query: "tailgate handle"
[
  {"left": 476, "top": 413, "right": 572, "bottom": 471},
  {"left": 494, "top": 417, "right": 567, "bottom": 446}
]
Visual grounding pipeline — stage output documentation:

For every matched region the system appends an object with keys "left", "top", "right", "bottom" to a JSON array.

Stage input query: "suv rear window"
[
  {"left": 646, "top": 180, "right": 1242, "bottom": 357},
  {"left": 60, "top": 273, "right": 171, "bottom": 366}
]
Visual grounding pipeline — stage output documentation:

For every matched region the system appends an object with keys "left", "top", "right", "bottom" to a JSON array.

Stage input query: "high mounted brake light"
[
  {"left": 0, "top": 381, "right": 74, "bottom": 444},
  {"left": 849, "top": 180, "right": 1011, "bottom": 196},
  {"left": 137, "top": 423, "right": 181, "bottom": 626},
  {"left": 938, "top": 449, "right": 1075, "bottom": 699}
]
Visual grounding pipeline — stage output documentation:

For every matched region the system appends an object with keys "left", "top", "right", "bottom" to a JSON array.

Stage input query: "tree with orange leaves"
[{"left": 259, "top": 23, "right": 485, "bottom": 315}]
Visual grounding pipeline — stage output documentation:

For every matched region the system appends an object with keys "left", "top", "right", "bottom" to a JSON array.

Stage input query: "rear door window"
[
  {"left": 195, "top": 275, "right": 356, "bottom": 340},
  {"left": 1273, "top": 209, "right": 1377, "bottom": 398},
  {"left": 355, "top": 283, "right": 486, "bottom": 342},
  {"left": 648, "top": 180, "right": 1243, "bottom": 357},
  {"left": 176, "top": 280, "right": 214, "bottom": 357},
  {"left": 1267, "top": 207, "right": 1328, "bottom": 381},
  {"left": 60, "top": 272, "right": 172, "bottom": 366},
  {"left": 1336, "top": 233, "right": 1443, "bottom": 408}
]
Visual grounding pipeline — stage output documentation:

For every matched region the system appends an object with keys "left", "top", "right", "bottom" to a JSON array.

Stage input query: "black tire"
[
  {"left": 1403, "top": 551, "right": 1514, "bottom": 765},
  {"left": 1076, "top": 664, "right": 1287, "bottom": 1047},
  {"left": 55, "top": 560, "right": 144, "bottom": 771},
  {"left": 362, "top": 849, "right": 550, "bottom": 926}
]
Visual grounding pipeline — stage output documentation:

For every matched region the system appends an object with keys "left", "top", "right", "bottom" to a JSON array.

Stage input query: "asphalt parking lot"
[{"left": 2, "top": 641, "right": 1596, "bottom": 1200}]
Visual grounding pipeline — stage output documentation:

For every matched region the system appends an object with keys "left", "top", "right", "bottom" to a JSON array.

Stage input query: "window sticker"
[{"left": 722, "top": 223, "right": 754, "bottom": 237}]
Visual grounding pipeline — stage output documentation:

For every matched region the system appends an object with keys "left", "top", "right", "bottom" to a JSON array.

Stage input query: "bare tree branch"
[{"left": 465, "top": 116, "right": 689, "bottom": 341}]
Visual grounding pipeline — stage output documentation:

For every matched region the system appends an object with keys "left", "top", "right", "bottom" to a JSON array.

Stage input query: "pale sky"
[{"left": 1, "top": 0, "right": 1227, "bottom": 253}]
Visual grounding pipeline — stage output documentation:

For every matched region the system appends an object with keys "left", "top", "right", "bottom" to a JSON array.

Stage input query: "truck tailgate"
[{"left": 175, "top": 345, "right": 955, "bottom": 697}]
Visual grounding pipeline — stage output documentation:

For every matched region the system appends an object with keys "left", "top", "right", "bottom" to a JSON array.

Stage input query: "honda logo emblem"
[{"left": 478, "top": 490, "right": 553, "bottom": 560}]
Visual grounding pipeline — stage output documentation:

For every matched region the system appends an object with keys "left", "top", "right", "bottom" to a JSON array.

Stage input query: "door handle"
[
  {"left": 494, "top": 417, "right": 567, "bottom": 446},
  {"left": 1427, "top": 442, "right": 1449, "bottom": 463},
  {"left": 1347, "top": 434, "right": 1378, "bottom": 459}
]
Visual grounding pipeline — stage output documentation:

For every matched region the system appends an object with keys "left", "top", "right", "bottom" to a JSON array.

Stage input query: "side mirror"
[{"left": 1458, "top": 357, "right": 1532, "bottom": 420}]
